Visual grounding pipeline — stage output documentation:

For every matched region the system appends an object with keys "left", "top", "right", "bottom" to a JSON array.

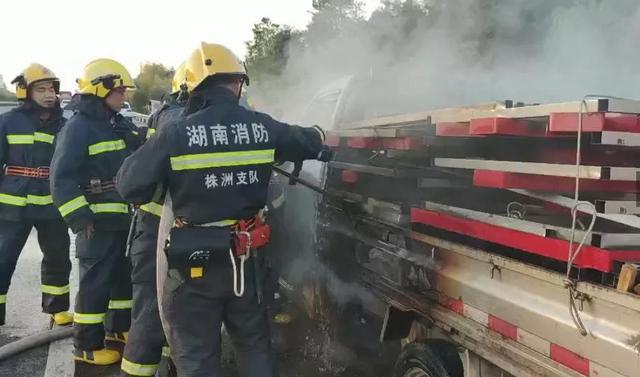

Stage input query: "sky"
[{"left": 0, "top": 0, "right": 382, "bottom": 92}]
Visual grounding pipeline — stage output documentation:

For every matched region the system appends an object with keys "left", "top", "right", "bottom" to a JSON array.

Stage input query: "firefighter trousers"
[
  {"left": 0, "top": 219, "right": 71, "bottom": 325},
  {"left": 162, "top": 258, "right": 275, "bottom": 377},
  {"left": 121, "top": 246, "right": 169, "bottom": 376},
  {"left": 74, "top": 229, "right": 132, "bottom": 351}
]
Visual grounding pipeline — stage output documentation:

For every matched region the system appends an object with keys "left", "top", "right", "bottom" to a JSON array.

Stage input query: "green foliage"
[
  {"left": 245, "top": 18, "right": 301, "bottom": 85},
  {"left": 130, "top": 63, "right": 175, "bottom": 113},
  {"left": 0, "top": 88, "right": 16, "bottom": 101}
]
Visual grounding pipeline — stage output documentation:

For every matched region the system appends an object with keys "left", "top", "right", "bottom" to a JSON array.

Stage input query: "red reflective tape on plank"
[
  {"left": 410, "top": 208, "right": 640, "bottom": 272},
  {"left": 550, "top": 344, "right": 590, "bottom": 376},
  {"left": 381, "top": 137, "right": 424, "bottom": 150},
  {"left": 470, "top": 117, "right": 549, "bottom": 137},
  {"left": 549, "top": 112, "right": 640, "bottom": 133},
  {"left": 488, "top": 315, "right": 518, "bottom": 341},
  {"left": 473, "top": 170, "right": 639, "bottom": 193},
  {"left": 438, "top": 295, "right": 464, "bottom": 315},
  {"left": 325, "top": 134, "right": 341, "bottom": 147},
  {"left": 436, "top": 122, "right": 475, "bottom": 137},
  {"left": 347, "top": 137, "right": 381, "bottom": 149},
  {"left": 341, "top": 170, "right": 359, "bottom": 183}
]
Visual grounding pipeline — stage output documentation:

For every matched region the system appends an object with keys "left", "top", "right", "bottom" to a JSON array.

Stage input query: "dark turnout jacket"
[
  {"left": 0, "top": 101, "right": 65, "bottom": 221},
  {"left": 116, "top": 86, "right": 325, "bottom": 225},
  {"left": 50, "top": 94, "right": 144, "bottom": 233}
]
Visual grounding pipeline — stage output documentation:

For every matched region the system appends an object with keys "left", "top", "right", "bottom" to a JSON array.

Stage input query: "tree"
[
  {"left": 130, "top": 63, "right": 174, "bottom": 113},
  {"left": 245, "top": 18, "right": 301, "bottom": 86},
  {"left": 306, "top": 0, "right": 365, "bottom": 46}
]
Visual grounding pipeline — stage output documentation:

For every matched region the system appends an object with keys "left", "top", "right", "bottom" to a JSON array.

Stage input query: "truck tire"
[{"left": 393, "top": 340, "right": 463, "bottom": 377}]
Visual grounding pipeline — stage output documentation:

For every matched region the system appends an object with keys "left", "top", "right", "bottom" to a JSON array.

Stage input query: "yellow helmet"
[
  {"left": 185, "top": 42, "right": 248, "bottom": 91},
  {"left": 172, "top": 61, "right": 196, "bottom": 94},
  {"left": 76, "top": 58, "right": 135, "bottom": 98},
  {"left": 11, "top": 63, "right": 60, "bottom": 100}
]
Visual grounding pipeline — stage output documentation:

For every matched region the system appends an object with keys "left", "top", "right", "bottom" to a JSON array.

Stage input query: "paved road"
[{"left": 0, "top": 230, "right": 393, "bottom": 377}]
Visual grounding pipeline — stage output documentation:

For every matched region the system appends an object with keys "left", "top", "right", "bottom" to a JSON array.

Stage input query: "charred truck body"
[{"left": 273, "top": 77, "right": 640, "bottom": 377}]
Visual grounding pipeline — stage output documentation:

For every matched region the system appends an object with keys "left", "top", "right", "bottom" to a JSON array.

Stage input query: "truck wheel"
[{"left": 393, "top": 340, "right": 463, "bottom": 377}]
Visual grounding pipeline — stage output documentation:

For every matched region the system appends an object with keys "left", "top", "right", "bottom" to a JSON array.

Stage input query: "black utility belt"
[{"left": 83, "top": 178, "right": 117, "bottom": 194}]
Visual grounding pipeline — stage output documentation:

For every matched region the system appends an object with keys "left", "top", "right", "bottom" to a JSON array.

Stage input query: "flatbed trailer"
[{"left": 276, "top": 78, "right": 640, "bottom": 377}]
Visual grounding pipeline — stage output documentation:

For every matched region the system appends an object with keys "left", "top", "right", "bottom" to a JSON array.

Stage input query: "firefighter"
[
  {"left": 120, "top": 62, "right": 192, "bottom": 377},
  {"left": 50, "top": 58, "right": 142, "bottom": 365},
  {"left": 0, "top": 64, "right": 72, "bottom": 327},
  {"left": 116, "top": 42, "right": 332, "bottom": 377}
]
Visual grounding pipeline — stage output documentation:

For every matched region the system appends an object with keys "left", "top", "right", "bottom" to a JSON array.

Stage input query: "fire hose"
[{"left": 0, "top": 327, "right": 73, "bottom": 362}]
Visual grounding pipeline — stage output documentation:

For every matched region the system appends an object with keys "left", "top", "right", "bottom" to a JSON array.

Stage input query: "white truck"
[{"left": 275, "top": 76, "right": 640, "bottom": 377}]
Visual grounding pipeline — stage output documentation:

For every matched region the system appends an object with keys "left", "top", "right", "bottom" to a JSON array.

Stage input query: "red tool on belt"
[
  {"left": 230, "top": 215, "right": 271, "bottom": 299},
  {"left": 4, "top": 166, "right": 50, "bottom": 179},
  {"left": 233, "top": 216, "right": 271, "bottom": 257}
]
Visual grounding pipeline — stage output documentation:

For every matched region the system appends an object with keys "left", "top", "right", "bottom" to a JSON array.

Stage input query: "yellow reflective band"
[
  {"left": 90, "top": 203, "right": 129, "bottom": 214},
  {"left": 59, "top": 196, "right": 89, "bottom": 217},
  {"left": 121, "top": 358, "right": 158, "bottom": 376},
  {"left": 140, "top": 201, "right": 163, "bottom": 217},
  {"left": 88, "top": 140, "right": 126, "bottom": 156},
  {"left": 74, "top": 312, "right": 105, "bottom": 324},
  {"left": 27, "top": 194, "right": 53, "bottom": 206},
  {"left": 41, "top": 284, "right": 70, "bottom": 295},
  {"left": 170, "top": 149, "right": 275, "bottom": 171},
  {"left": 6, "top": 134, "right": 34, "bottom": 144},
  {"left": 0, "top": 193, "right": 27, "bottom": 207},
  {"left": 34, "top": 132, "right": 55, "bottom": 144},
  {"left": 161, "top": 346, "right": 171, "bottom": 358},
  {"left": 146, "top": 128, "right": 156, "bottom": 139},
  {"left": 0, "top": 295, "right": 6, "bottom": 304},
  {"left": 108, "top": 299, "right": 133, "bottom": 310}
]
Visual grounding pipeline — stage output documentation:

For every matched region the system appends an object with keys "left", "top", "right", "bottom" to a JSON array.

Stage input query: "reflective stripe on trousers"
[
  {"left": 108, "top": 299, "right": 133, "bottom": 310},
  {"left": 74, "top": 312, "right": 106, "bottom": 324},
  {"left": 121, "top": 358, "right": 158, "bottom": 376},
  {"left": 41, "top": 284, "right": 70, "bottom": 295}
]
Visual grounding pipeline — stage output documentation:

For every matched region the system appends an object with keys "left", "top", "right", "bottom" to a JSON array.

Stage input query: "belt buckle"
[
  {"left": 37, "top": 167, "right": 49, "bottom": 179},
  {"left": 89, "top": 179, "right": 103, "bottom": 194}
]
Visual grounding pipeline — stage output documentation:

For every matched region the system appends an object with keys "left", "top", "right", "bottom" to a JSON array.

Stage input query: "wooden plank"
[
  {"left": 474, "top": 171, "right": 639, "bottom": 193},
  {"left": 616, "top": 263, "right": 639, "bottom": 292},
  {"left": 470, "top": 117, "right": 549, "bottom": 136},
  {"left": 339, "top": 102, "right": 506, "bottom": 129},
  {"left": 469, "top": 99, "right": 609, "bottom": 122},
  {"left": 549, "top": 113, "right": 640, "bottom": 133},
  {"left": 436, "top": 122, "right": 472, "bottom": 137},
  {"left": 332, "top": 127, "right": 399, "bottom": 138},
  {"left": 335, "top": 98, "right": 640, "bottom": 131}
]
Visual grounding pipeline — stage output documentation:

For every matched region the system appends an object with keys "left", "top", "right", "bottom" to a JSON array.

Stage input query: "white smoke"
[{"left": 256, "top": 0, "right": 640, "bottom": 126}]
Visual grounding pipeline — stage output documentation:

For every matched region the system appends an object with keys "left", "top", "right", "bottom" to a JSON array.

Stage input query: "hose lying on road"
[{"left": 0, "top": 327, "right": 73, "bottom": 362}]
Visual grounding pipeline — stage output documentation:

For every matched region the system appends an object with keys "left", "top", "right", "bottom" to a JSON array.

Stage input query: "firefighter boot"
[
  {"left": 73, "top": 348, "right": 121, "bottom": 366},
  {"left": 52, "top": 311, "right": 73, "bottom": 326},
  {"left": 106, "top": 331, "right": 128, "bottom": 344}
]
